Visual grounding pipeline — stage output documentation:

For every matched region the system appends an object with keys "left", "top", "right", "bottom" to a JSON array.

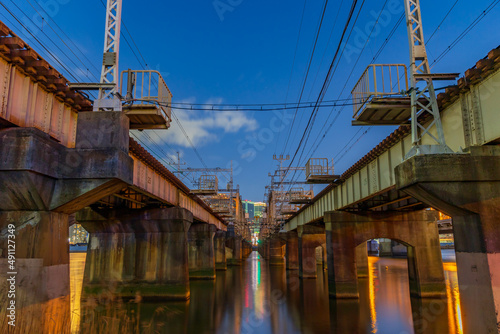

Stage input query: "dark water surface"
[{"left": 70, "top": 250, "right": 462, "bottom": 334}]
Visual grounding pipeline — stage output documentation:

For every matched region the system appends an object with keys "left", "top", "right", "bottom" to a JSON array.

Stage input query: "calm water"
[{"left": 70, "top": 250, "right": 462, "bottom": 334}]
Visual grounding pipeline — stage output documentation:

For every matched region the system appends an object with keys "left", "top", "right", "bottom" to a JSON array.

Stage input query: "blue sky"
[{"left": 3, "top": 0, "right": 500, "bottom": 200}]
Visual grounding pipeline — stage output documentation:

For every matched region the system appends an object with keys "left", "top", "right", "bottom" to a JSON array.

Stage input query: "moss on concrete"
[
  {"left": 189, "top": 269, "right": 216, "bottom": 280},
  {"left": 83, "top": 283, "right": 190, "bottom": 301}
]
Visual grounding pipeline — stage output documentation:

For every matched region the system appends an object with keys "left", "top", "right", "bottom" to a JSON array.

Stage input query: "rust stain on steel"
[{"left": 129, "top": 138, "right": 226, "bottom": 227}]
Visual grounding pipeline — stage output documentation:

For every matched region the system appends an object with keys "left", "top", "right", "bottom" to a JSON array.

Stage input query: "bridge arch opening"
[
  {"left": 355, "top": 237, "right": 420, "bottom": 296},
  {"left": 326, "top": 210, "right": 446, "bottom": 300},
  {"left": 314, "top": 243, "right": 327, "bottom": 270}
]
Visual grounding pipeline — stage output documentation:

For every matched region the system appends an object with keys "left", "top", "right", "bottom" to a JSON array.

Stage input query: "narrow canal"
[{"left": 70, "top": 250, "right": 462, "bottom": 333}]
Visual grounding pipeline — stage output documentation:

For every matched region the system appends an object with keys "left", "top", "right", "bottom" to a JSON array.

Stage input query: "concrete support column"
[
  {"left": 269, "top": 237, "right": 285, "bottom": 265},
  {"left": 325, "top": 211, "right": 445, "bottom": 299},
  {"left": 258, "top": 240, "right": 269, "bottom": 260},
  {"left": 214, "top": 230, "right": 227, "bottom": 271},
  {"left": 78, "top": 207, "right": 192, "bottom": 300},
  {"left": 283, "top": 231, "right": 299, "bottom": 271},
  {"left": 297, "top": 225, "right": 326, "bottom": 279},
  {"left": 0, "top": 211, "right": 70, "bottom": 333},
  {"left": 395, "top": 149, "right": 500, "bottom": 333},
  {"left": 226, "top": 235, "right": 242, "bottom": 266},
  {"left": 356, "top": 242, "right": 369, "bottom": 278},
  {"left": 242, "top": 240, "right": 252, "bottom": 258},
  {"left": 378, "top": 238, "right": 393, "bottom": 257},
  {"left": 188, "top": 223, "right": 216, "bottom": 280}
]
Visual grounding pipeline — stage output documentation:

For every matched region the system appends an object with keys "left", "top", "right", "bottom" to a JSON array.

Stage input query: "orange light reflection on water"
[
  {"left": 444, "top": 262, "right": 463, "bottom": 334},
  {"left": 368, "top": 256, "right": 378, "bottom": 333},
  {"left": 366, "top": 255, "right": 463, "bottom": 334},
  {"left": 70, "top": 252, "right": 86, "bottom": 334}
]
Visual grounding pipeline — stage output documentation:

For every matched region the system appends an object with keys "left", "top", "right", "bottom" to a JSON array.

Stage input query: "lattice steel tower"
[{"left": 404, "top": 0, "right": 456, "bottom": 156}]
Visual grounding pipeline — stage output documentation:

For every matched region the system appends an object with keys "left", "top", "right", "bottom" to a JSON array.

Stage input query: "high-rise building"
[
  {"left": 253, "top": 202, "right": 266, "bottom": 219},
  {"left": 242, "top": 200, "right": 255, "bottom": 221},
  {"left": 69, "top": 224, "right": 89, "bottom": 244}
]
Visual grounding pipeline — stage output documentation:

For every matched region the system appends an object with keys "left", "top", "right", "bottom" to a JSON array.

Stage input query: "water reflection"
[{"left": 71, "top": 250, "right": 463, "bottom": 333}]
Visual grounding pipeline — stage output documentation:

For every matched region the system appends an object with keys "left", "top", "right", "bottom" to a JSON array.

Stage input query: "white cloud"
[
  {"left": 166, "top": 150, "right": 183, "bottom": 164},
  {"left": 154, "top": 97, "right": 258, "bottom": 147}
]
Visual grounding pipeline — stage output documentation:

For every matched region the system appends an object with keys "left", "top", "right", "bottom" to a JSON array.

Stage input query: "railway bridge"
[
  {"left": 261, "top": 45, "right": 500, "bottom": 333},
  {"left": 0, "top": 21, "right": 251, "bottom": 333}
]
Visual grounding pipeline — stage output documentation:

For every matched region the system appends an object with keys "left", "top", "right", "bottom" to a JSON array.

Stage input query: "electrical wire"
[
  {"left": 281, "top": 0, "right": 330, "bottom": 156},
  {"left": 0, "top": 1, "right": 81, "bottom": 82},
  {"left": 273, "top": 0, "right": 363, "bottom": 217},
  {"left": 126, "top": 98, "right": 356, "bottom": 111},
  {"left": 431, "top": 0, "right": 500, "bottom": 67},
  {"left": 274, "top": 0, "right": 306, "bottom": 158},
  {"left": 426, "top": 0, "right": 460, "bottom": 45},
  {"left": 22, "top": 0, "right": 100, "bottom": 82},
  {"left": 303, "top": 0, "right": 389, "bottom": 163},
  {"left": 7, "top": 0, "right": 96, "bottom": 84},
  {"left": 282, "top": 0, "right": 363, "bottom": 188}
]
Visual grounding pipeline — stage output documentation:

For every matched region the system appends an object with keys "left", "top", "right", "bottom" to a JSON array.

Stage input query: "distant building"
[
  {"left": 254, "top": 202, "right": 266, "bottom": 220},
  {"left": 242, "top": 200, "right": 255, "bottom": 221},
  {"left": 69, "top": 224, "right": 89, "bottom": 244},
  {"left": 242, "top": 200, "right": 267, "bottom": 232}
]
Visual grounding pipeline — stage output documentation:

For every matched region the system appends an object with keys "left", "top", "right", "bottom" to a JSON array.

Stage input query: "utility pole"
[{"left": 175, "top": 151, "right": 186, "bottom": 173}]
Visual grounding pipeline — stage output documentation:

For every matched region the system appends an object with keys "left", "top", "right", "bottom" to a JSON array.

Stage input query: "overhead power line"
[
  {"left": 124, "top": 98, "right": 357, "bottom": 112},
  {"left": 0, "top": 1, "right": 82, "bottom": 83},
  {"left": 281, "top": 0, "right": 331, "bottom": 156},
  {"left": 280, "top": 0, "right": 363, "bottom": 190},
  {"left": 426, "top": 0, "right": 460, "bottom": 45},
  {"left": 431, "top": 0, "right": 500, "bottom": 67}
]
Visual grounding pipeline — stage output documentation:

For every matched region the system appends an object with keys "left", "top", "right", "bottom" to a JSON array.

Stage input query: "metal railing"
[
  {"left": 120, "top": 70, "right": 172, "bottom": 121},
  {"left": 199, "top": 175, "right": 218, "bottom": 191},
  {"left": 351, "top": 64, "right": 408, "bottom": 118},
  {"left": 207, "top": 198, "right": 234, "bottom": 212},
  {"left": 288, "top": 187, "right": 313, "bottom": 202},
  {"left": 306, "top": 158, "right": 332, "bottom": 179}
]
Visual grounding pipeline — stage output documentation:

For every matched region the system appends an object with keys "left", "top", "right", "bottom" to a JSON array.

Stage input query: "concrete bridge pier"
[
  {"left": 0, "top": 112, "right": 133, "bottom": 333},
  {"left": 269, "top": 236, "right": 285, "bottom": 265},
  {"left": 283, "top": 231, "right": 299, "bottom": 271},
  {"left": 242, "top": 240, "right": 253, "bottom": 258},
  {"left": 355, "top": 242, "right": 369, "bottom": 278},
  {"left": 258, "top": 239, "right": 269, "bottom": 260},
  {"left": 378, "top": 239, "right": 393, "bottom": 257},
  {"left": 325, "top": 211, "right": 445, "bottom": 299},
  {"left": 298, "top": 225, "right": 326, "bottom": 279},
  {"left": 226, "top": 227, "right": 242, "bottom": 266},
  {"left": 188, "top": 223, "right": 216, "bottom": 280},
  {"left": 396, "top": 148, "right": 500, "bottom": 334},
  {"left": 0, "top": 211, "right": 70, "bottom": 333},
  {"left": 214, "top": 230, "right": 227, "bottom": 270},
  {"left": 77, "top": 207, "right": 193, "bottom": 300}
]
